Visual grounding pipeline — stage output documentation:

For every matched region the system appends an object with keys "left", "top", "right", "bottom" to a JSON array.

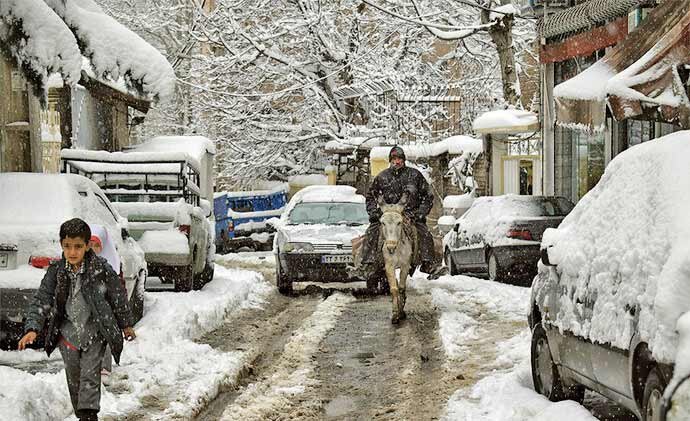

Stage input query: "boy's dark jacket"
[{"left": 24, "top": 249, "right": 133, "bottom": 363}]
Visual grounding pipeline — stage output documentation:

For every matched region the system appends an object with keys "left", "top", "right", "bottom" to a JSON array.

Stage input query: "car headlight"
[{"left": 283, "top": 242, "right": 314, "bottom": 253}]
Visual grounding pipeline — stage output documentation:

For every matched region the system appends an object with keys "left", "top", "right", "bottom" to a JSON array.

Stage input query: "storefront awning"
[{"left": 553, "top": 0, "right": 690, "bottom": 131}]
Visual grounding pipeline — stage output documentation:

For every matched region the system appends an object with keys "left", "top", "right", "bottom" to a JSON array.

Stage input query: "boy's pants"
[{"left": 59, "top": 339, "right": 107, "bottom": 415}]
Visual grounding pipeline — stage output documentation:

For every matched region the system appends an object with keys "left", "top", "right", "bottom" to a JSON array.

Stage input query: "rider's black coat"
[{"left": 365, "top": 165, "right": 433, "bottom": 222}]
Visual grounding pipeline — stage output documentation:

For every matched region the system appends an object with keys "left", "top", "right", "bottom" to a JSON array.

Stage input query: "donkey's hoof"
[
  {"left": 399, "top": 310, "right": 407, "bottom": 320},
  {"left": 391, "top": 314, "right": 400, "bottom": 324}
]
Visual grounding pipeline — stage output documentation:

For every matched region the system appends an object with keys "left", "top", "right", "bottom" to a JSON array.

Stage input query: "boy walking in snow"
[{"left": 17, "top": 218, "right": 136, "bottom": 421}]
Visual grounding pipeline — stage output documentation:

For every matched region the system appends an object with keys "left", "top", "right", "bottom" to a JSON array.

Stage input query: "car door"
[
  {"left": 451, "top": 205, "right": 484, "bottom": 271},
  {"left": 544, "top": 270, "right": 596, "bottom": 390}
]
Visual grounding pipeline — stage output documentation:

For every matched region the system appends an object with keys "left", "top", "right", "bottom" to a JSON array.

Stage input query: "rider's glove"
[{"left": 369, "top": 208, "right": 382, "bottom": 223}]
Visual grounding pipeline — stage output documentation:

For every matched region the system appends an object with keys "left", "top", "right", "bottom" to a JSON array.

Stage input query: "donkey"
[{"left": 378, "top": 194, "right": 418, "bottom": 324}]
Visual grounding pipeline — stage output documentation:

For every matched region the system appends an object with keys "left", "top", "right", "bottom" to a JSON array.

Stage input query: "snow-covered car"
[
  {"left": 529, "top": 132, "right": 690, "bottom": 421},
  {"left": 0, "top": 173, "right": 147, "bottom": 349},
  {"left": 273, "top": 185, "right": 368, "bottom": 294},
  {"left": 61, "top": 136, "right": 216, "bottom": 292},
  {"left": 443, "top": 195, "right": 573, "bottom": 285}
]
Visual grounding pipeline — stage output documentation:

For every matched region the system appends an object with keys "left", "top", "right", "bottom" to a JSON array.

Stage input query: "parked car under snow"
[
  {"left": 443, "top": 195, "right": 573, "bottom": 285},
  {"left": 0, "top": 173, "right": 147, "bottom": 349},
  {"left": 273, "top": 185, "right": 368, "bottom": 294},
  {"left": 529, "top": 132, "right": 690, "bottom": 421},
  {"left": 61, "top": 136, "right": 216, "bottom": 292}
]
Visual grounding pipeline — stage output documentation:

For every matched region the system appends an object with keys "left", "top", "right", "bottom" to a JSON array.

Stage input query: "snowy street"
[{"left": 0, "top": 252, "right": 639, "bottom": 420}]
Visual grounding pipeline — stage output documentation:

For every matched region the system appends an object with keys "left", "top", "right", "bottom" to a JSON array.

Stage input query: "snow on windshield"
[
  {"left": 537, "top": 131, "right": 690, "bottom": 362},
  {"left": 287, "top": 202, "right": 368, "bottom": 225}
]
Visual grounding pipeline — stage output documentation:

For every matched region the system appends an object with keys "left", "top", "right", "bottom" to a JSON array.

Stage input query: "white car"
[
  {"left": 273, "top": 185, "right": 368, "bottom": 294},
  {"left": 529, "top": 132, "right": 690, "bottom": 420},
  {"left": 0, "top": 173, "right": 147, "bottom": 349}
]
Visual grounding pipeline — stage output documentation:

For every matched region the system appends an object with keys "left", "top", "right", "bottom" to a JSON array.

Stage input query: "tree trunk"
[{"left": 481, "top": 10, "right": 519, "bottom": 106}]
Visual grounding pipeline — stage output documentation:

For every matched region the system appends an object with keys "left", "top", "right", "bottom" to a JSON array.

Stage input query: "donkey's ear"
[
  {"left": 377, "top": 195, "right": 386, "bottom": 208},
  {"left": 398, "top": 192, "right": 408, "bottom": 206}
]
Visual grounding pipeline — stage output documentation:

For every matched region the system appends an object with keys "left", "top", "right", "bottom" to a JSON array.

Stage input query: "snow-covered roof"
[
  {"left": 129, "top": 136, "right": 216, "bottom": 160},
  {"left": 369, "top": 135, "right": 482, "bottom": 160},
  {"left": 536, "top": 131, "right": 690, "bottom": 362},
  {"left": 472, "top": 109, "right": 539, "bottom": 134},
  {"left": 0, "top": 0, "right": 82, "bottom": 93},
  {"left": 1, "top": 0, "right": 175, "bottom": 101}
]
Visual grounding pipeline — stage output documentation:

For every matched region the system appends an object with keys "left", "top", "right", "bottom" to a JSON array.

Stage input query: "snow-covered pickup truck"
[{"left": 61, "top": 136, "right": 216, "bottom": 292}]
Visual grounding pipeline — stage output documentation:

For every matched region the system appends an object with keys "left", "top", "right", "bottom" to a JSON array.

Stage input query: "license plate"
[
  {"left": 321, "top": 255, "right": 352, "bottom": 264},
  {"left": 0, "top": 252, "right": 7, "bottom": 268}
]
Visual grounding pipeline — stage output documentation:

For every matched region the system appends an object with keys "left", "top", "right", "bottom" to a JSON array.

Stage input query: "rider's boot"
[
  {"left": 420, "top": 261, "right": 449, "bottom": 280},
  {"left": 347, "top": 261, "right": 373, "bottom": 281}
]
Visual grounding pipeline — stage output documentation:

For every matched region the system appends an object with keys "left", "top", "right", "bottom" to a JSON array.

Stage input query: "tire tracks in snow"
[{"left": 209, "top": 293, "right": 355, "bottom": 420}]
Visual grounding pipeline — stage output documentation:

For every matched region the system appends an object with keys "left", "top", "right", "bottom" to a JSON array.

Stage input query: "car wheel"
[
  {"left": 193, "top": 262, "right": 214, "bottom": 290},
  {"left": 488, "top": 250, "right": 506, "bottom": 283},
  {"left": 643, "top": 367, "right": 667, "bottom": 421},
  {"left": 129, "top": 270, "right": 146, "bottom": 323},
  {"left": 174, "top": 265, "right": 193, "bottom": 292},
  {"left": 444, "top": 248, "right": 457, "bottom": 275},
  {"left": 277, "top": 267, "right": 293, "bottom": 295},
  {"left": 531, "top": 323, "right": 584, "bottom": 403}
]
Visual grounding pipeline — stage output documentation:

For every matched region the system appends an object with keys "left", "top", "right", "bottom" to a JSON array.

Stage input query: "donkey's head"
[{"left": 378, "top": 193, "right": 408, "bottom": 254}]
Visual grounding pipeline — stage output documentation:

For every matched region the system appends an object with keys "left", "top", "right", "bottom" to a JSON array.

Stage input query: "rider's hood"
[{"left": 279, "top": 223, "right": 367, "bottom": 245}]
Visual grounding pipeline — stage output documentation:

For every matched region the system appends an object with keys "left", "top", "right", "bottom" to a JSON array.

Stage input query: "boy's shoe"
[{"left": 76, "top": 409, "right": 98, "bottom": 421}]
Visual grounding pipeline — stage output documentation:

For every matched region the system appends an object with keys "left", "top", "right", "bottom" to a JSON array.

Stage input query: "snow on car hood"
[
  {"left": 535, "top": 131, "right": 690, "bottom": 362},
  {"left": 279, "top": 223, "right": 367, "bottom": 245}
]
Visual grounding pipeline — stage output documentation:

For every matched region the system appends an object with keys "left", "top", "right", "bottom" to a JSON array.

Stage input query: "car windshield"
[
  {"left": 288, "top": 202, "right": 368, "bottom": 225},
  {"left": 498, "top": 197, "right": 574, "bottom": 217}
]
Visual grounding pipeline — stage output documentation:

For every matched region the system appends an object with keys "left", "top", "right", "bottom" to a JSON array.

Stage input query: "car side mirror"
[
  {"left": 541, "top": 248, "right": 554, "bottom": 266},
  {"left": 121, "top": 227, "right": 130, "bottom": 240},
  {"left": 453, "top": 224, "right": 459, "bottom": 232}
]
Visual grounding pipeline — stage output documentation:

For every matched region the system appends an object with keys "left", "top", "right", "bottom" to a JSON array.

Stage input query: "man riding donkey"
[{"left": 349, "top": 145, "right": 448, "bottom": 284}]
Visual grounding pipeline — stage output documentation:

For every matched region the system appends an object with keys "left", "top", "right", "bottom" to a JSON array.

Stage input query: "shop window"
[{"left": 571, "top": 130, "right": 605, "bottom": 200}]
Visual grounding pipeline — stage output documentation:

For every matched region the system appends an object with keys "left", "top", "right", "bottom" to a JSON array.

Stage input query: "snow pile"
[
  {"left": 537, "top": 131, "right": 690, "bottom": 361},
  {"left": 0, "top": 0, "right": 82, "bottom": 92},
  {"left": 472, "top": 109, "right": 538, "bottom": 133},
  {"left": 0, "top": 265, "right": 273, "bottom": 420},
  {"left": 137, "top": 230, "right": 189, "bottom": 255},
  {"left": 44, "top": 0, "right": 175, "bottom": 101},
  {"left": 410, "top": 275, "right": 597, "bottom": 421}
]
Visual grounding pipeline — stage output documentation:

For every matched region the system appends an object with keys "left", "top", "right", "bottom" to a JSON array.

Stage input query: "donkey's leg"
[
  {"left": 398, "top": 262, "right": 410, "bottom": 320},
  {"left": 385, "top": 263, "right": 400, "bottom": 324}
]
